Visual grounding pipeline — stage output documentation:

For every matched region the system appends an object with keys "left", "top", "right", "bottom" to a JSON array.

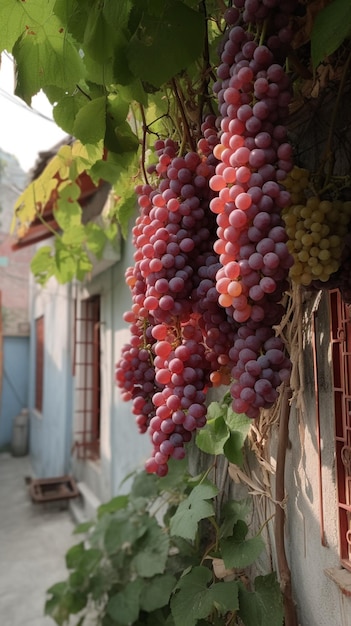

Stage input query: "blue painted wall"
[{"left": 0, "top": 336, "right": 30, "bottom": 449}]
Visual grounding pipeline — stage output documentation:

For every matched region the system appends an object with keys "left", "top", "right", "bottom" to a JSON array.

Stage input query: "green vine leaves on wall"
[
  {"left": 2, "top": 0, "right": 218, "bottom": 284},
  {"left": 45, "top": 461, "right": 284, "bottom": 626},
  {"left": 196, "top": 393, "right": 252, "bottom": 465}
]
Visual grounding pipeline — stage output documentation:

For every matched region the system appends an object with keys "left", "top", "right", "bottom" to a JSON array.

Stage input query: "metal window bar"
[
  {"left": 73, "top": 296, "right": 101, "bottom": 460},
  {"left": 330, "top": 289, "right": 351, "bottom": 571}
]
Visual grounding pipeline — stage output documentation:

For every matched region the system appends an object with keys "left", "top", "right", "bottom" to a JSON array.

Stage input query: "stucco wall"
[
  {"left": 284, "top": 291, "right": 351, "bottom": 626},
  {"left": 29, "top": 279, "right": 74, "bottom": 478}
]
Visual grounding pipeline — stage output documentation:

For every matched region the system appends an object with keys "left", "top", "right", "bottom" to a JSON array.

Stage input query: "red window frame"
[
  {"left": 35, "top": 316, "right": 44, "bottom": 412},
  {"left": 73, "top": 295, "right": 101, "bottom": 460},
  {"left": 330, "top": 288, "right": 351, "bottom": 571}
]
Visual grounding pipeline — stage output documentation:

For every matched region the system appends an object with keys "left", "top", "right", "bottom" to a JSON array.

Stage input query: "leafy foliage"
[
  {"left": 45, "top": 461, "right": 283, "bottom": 626},
  {"left": 196, "top": 393, "right": 251, "bottom": 465}
]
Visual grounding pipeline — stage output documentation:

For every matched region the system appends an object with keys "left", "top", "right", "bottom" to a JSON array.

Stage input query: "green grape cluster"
[
  {"left": 282, "top": 166, "right": 310, "bottom": 205},
  {"left": 282, "top": 196, "right": 351, "bottom": 286}
]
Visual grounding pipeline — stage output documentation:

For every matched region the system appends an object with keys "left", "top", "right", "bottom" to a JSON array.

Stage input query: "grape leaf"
[
  {"left": 107, "top": 579, "right": 143, "bottom": 625},
  {"left": 97, "top": 494, "right": 129, "bottom": 519},
  {"left": 220, "top": 530, "right": 265, "bottom": 570},
  {"left": 238, "top": 574, "right": 284, "bottom": 626},
  {"left": 54, "top": 200, "right": 82, "bottom": 231},
  {"left": 85, "top": 222, "right": 108, "bottom": 259},
  {"left": 13, "top": 15, "right": 85, "bottom": 104},
  {"left": 73, "top": 96, "right": 107, "bottom": 145},
  {"left": 219, "top": 499, "right": 251, "bottom": 539},
  {"left": 132, "top": 518, "right": 170, "bottom": 577},
  {"left": 169, "top": 482, "right": 218, "bottom": 540},
  {"left": 30, "top": 247, "right": 55, "bottom": 285},
  {"left": 127, "top": 0, "right": 205, "bottom": 87},
  {"left": 311, "top": 0, "right": 351, "bottom": 68},
  {"left": 0, "top": 0, "right": 54, "bottom": 52},
  {"left": 171, "top": 566, "right": 215, "bottom": 626},
  {"left": 171, "top": 567, "right": 239, "bottom": 626},
  {"left": 195, "top": 414, "right": 230, "bottom": 455},
  {"left": 53, "top": 94, "right": 89, "bottom": 135},
  {"left": 139, "top": 574, "right": 177, "bottom": 612},
  {"left": 104, "top": 511, "right": 148, "bottom": 555}
]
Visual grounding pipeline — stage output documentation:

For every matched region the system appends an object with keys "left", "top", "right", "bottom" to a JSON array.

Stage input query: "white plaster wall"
[
  {"left": 29, "top": 275, "right": 74, "bottom": 477},
  {"left": 284, "top": 292, "right": 351, "bottom": 626},
  {"left": 71, "top": 230, "right": 151, "bottom": 503}
]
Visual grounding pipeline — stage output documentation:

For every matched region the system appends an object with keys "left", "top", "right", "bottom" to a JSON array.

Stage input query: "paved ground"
[{"left": 0, "top": 453, "right": 79, "bottom": 626}]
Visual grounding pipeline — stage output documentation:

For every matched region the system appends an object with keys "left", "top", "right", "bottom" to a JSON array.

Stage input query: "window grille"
[
  {"left": 73, "top": 296, "right": 101, "bottom": 460},
  {"left": 330, "top": 288, "right": 351, "bottom": 571},
  {"left": 35, "top": 316, "right": 44, "bottom": 412}
]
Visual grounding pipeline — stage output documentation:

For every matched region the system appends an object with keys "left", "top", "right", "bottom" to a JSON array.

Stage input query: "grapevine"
[{"left": 116, "top": 0, "right": 300, "bottom": 474}]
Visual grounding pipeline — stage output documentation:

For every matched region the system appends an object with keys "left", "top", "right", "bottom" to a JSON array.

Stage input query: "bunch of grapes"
[
  {"left": 208, "top": 7, "right": 296, "bottom": 416},
  {"left": 281, "top": 166, "right": 310, "bottom": 205},
  {"left": 116, "top": 0, "right": 302, "bottom": 470},
  {"left": 282, "top": 197, "right": 351, "bottom": 286},
  {"left": 116, "top": 127, "right": 243, "bottom": 475}
]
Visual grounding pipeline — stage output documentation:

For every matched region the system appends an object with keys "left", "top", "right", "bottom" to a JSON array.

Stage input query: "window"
[
  {"left": 73, "top": 295, "right": 101, "bottom": 460},
  {"left": 35, "top": 316, "right": 44, "bottom": 412},
  {"left": 330, "top": 289, "right": 351, "bottom": 571}
]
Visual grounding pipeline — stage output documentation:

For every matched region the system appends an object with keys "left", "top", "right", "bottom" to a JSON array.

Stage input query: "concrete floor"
[{"left": 0, "top": 453, "right": 79, "bottom": 626}]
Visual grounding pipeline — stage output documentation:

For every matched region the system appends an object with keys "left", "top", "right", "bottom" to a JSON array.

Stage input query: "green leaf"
[
  {"left": 132, "top": 518, "right": 170, "bottom": 577},
  {"left": 65, "top": 542, "right": 85, "bottom": 569},
  {"left": 55, "top": 200, "right": 82, "bottom": 232},
  {"left": 46, "top": 581, "right": 68, "bottom": 597},
  {"left": 169, "top": 482, "right": 218, "bottom": 541},
  {"left": 223, "top": 410, "right": 251, "bottom": 465},
  {"left": 104, "top": 510, "right": 148, "bottom": 555},
  {"left": 195, "top": 414, "right": 229, "bottom": 456},
  {"left": 311, "top": 0, "right": 351, "bottom": 68},
  {"left": 127, "top": 0, "right": 205, "bottom": 88},
  {"left": 107, "top": 579, "right": 143, "bottom": 625},
  {"left": 54, "top": 246, "right": 78, "bottom": 283},
  {"left": 61, "top": 224, "right": 85, "bottom": 246},
  {"left": 219, "top": 499, "right": 251, "bottom": 539},
  {"left": 171, "top": 566, "right": 214, "bottom": 626},
  {"left": 85, "top": 222, "right": 108, "bottom": 259},
  {"left": 115, "top": 192, "right": 137, "bottom": 238},
  {"left": 76, "top": 251, "right": 93, "bottom": 280},
  {"left": 210, "top": 580, "right": 239, "bottom": 614},
  {"left": 73, "top": 96, "right": 107, "bottom": 145},
  {"left": 30, "top": 246, "right": 55, "bottom": 285},
  {"left": 53, "top": 93, "right": 89, "bottom": 135},
  {"left": 13, "top": 14, "right": 85, "bottom": 104},
  {"left": 139, "top": 574, "right": 177, "bottom": 612},
  {"left": 238, "top": 574, "right": 284, "bottom": 626},
  {"left": 73, "top": 520, "right": 94, "bottom": 534},
  {"left": 130, "top": 471, "right": 159, "bottom": 499},
  {"left": 97, "top": 494, "right": 129, "bottom": 519},
  {"left": 80, "top": 548, "right": 102, "bottom": 573},
  {"left": 0, "top": 0, "right": 53, "bottom": 53},
  {"left": 220, "top": 526, "right": 265, "bottom": 570},
  {"left": 171, "top": 567, "right": 238, "bottom": 626}
]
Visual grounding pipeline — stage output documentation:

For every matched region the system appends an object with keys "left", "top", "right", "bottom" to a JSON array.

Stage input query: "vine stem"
[
  {"left": 274, "top": 385, "right": 298, "bottom": 626},
  {"left": 171, "top": 78, "right": 196, "bottom": 153},
  {"left": 139, "top": 104, "right": 149, "bottom": 185}
]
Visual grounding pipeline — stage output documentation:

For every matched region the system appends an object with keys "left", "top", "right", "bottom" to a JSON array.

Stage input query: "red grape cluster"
[
  {"left": 208, "top": 6, "right": 295, "bottom": 417},
  {"left": 116, "top": 128, "right": 239, "bottom": 475}
]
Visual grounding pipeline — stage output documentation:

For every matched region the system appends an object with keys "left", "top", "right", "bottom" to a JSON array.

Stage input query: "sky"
[{"left": 0, "top": 53, "right": 67, "bottom": 173}]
